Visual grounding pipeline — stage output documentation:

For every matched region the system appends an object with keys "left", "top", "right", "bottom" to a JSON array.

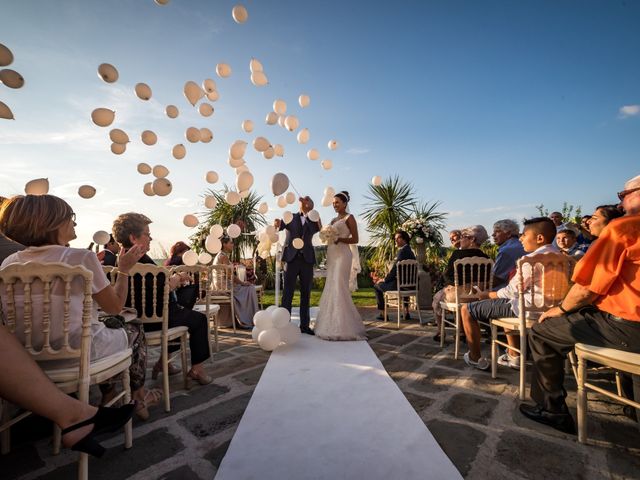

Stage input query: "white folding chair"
[
  {"left": 384, "top": 260, "right": 422, "bottom": 329},
  {"left": 209, "top": 264, "right": 236, "bottom": 334}
]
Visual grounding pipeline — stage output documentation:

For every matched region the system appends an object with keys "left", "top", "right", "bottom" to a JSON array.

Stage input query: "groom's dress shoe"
[
  {"left": 519, "top": 403, "right": 576, "bottom": 434},
  {"left": 300, "top": 327, "right": 315, "bottom": 335}
]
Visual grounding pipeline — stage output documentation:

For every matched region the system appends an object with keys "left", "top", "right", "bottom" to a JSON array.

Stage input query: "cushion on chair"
[{"left": 42, "top": 348, "right": 133, "bottom": 384}]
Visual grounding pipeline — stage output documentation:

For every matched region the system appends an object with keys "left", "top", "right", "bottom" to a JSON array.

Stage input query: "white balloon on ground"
[
  {"left": 137, "top": 163, "right": 152, "bottom": 175},
  {"left": 172, "top": 144, "right": 186, "bottom": 160},
  {"left": 152, "top": 165, "right": 169, "bottom": 178},
  {"left": 227, "top": 223, "right": 241, "bottom": 238},
  {"left": 199, "top": 103, "right": 214, "bottom": 117},
  {"left": 273, "top": 144, "right": 284, "bottom": 157},
  {"left": 134, "top": 83, "right": 152, "bottom": 100},
  {"left": 258, "top": 202, "right": 269, "bottom": 214},
  {"left": 199, "top": 128, "right": 213, "bottom": 143},
  {"left": 185, "top": 127, "right": 201, "bottom": 143},
  {"left": 271, "top": 307, "right": 290, "bottom": 328},
  {"left": 229, "top": 140, "right": 247, "bottom": 159},
  {"left": 93, "top": 231, "right": 110, "bottom": 245},
  {"left": 284, "top": 115, "right": 299, "bottom": 132},
  {"left": 109, "top": 128, "right": 129, "bottom": 144},
  {"left": 183, "top": 250, "right": 198, "bottom": 266},
  {"left": 153, "top": 178, "right": 172, "bottom": 196},
  {"left": 253, "top": 136, "right": 270, "bottom": 152},
  {"left": 307, "top": 148, "right": 320, "bottom": 161},
  {"left": 307, "top": 210, "right": 320, "bottom": 222},
  {"left": 265, "top": 305, "right": 278, "bottom": 313},
  {"left": 183, "top": 214, "right": 199, "bottom": 227},
  {"left": 205, "top": 195, "right": 217, "bottom": 209},
  {"left": 242, "top": 120, "right": 253, "bottom": 133},
  {"left": 273, "top": 99, "right": 287, "bottom": 115},
  {"left": 279, "top": 322, "right": 301, "bottom": 345},
  {"left": 328, "top": 139, "right": 339, "bottom": 150},
  {"left": 225, "top": 191, "right": 241, "bottom": 205},
  {"left": 263, "top": 146, "right": 274, "bottom": 160},
  {"left": 277, "top": 196, "right": 287, "bottom": 208},
  {"left": 285, "top": 192, "right": 296, "bottom": 204},
  {"left": 184, "top": 81, "right": 204, "bottom": 106},
  {"left": 265, "top": 111, "right": 278, "bottom": 125},
  {"left": 372, "top": 176, "right": 382, "bottom": 186},
  {"left": 216, "top": 63, "right": 232, "bottom": 78},
  {"left": 271, "top": 173, "right": 289, "bottom": 196},
  {"left": 141, "top": 130, "right": 157, "bottom": 146},
  {"left": 0, "top": 44, "right": 14, "bottom": 67},
  {"left": 210, "top": 224, "right": 224, "bottom": 238},
  {"left": 198, "top": 252, "right": 212, "bottom": 264},
  {"left": 111, "top": 143, "right": 126, "bottom": 155},
  {"left": 202, "top": 78, "right": 216, "bottom": 93},
  {"left": 297, "top": 128, "right": 309, "bottom": 144},
  {"left": 97, "top": 63, "right": 119, "bottom": 83},
  {"left": 321, "top": 159, "right": 333, "bottom": 170},
  {"left": 205, "top": 171, "right": 219, "bottom": 184},
  {"left": 298, "top": 94, "right": 310, "bottom": 108},
  {"left": 232, "top": 4, "right": 248, "bottom": 23},
  {"left": 254, "top": 311, "right": 273, "bottom": 330},
  {"left": 236, "top": 171, "right": 254, "bottom": 191},
  {"left": 78, "top": 185, "right": 96, "bottom": 199},
  {"left": 251, "top": 326, "right": 262, "bottom": 342},
  {"left": 91, "top": 108, "right": 115, "bottom": 127},
  {"left": 0, "top": 101, "right": 14, "bottom": 120},
  {"left": 292, "top": 238, "right": 304, "bottom": 249},
  {"left": 283, "top": 211, "right": 294, "bottom": 224},
  {"left": 143, "top": 182, "right": 155, "bottom": 196},
  {"left": 258, "top": 329, "right": 281, "bottom": 351},
  {"left": 165, "top": 105, "right": 179, "bottom": 118},
  {"left": 205, "top": 235, "right": 222, "bottom": 254}
]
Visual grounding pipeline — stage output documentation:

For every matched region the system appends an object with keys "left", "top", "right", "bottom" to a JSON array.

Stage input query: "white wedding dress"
[{"left": 314, "top": 215, "right": 366, "bottom": 341}]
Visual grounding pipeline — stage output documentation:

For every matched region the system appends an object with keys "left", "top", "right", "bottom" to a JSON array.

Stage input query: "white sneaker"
[
  {"left": 497, "top": 352, "right": 521, "bottom": 369},
  {"left": 463, "top": 351, "right": 490, "bottom": 371}
]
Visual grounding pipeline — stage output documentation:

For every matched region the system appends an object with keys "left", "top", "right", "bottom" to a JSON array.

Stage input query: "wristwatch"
[{"left": 558, "top": 303, "right": 569, "bottom": 314}]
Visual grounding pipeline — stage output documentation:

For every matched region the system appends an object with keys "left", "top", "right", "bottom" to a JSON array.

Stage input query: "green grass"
[{"left": 261, "top": 287, "right": 377, "bottom": 307}]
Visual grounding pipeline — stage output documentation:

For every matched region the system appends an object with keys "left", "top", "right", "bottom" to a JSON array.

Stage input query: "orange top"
[{"left": 573, "top": 215, "right": 640, "bottom": 321}]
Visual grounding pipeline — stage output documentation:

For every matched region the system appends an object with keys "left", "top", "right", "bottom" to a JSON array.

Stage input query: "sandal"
[
  {"left": 151, "top": 361, "right": 181, "bottom": 380},
  {"left": 134, "top": 388, "right": 163, "bottom": 421},
  {"left": 187, "top": 368, "right": 213, "bottom": 386}
]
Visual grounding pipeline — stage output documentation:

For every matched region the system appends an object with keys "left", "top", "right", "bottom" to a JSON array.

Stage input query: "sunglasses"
[
  {"left": 69, "top": 212, "right": 76, "bottom": 222},
  {"left": 618, "top": 187, "right": 640, "bottom": 201}
]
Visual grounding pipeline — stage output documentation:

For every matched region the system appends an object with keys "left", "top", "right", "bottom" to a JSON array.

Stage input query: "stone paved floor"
[{"left": 2, "top": 308, "right": 640, "bottom": 479}]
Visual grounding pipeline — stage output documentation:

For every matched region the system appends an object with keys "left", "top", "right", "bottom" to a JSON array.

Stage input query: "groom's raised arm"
[{"left": 274, "top": 218, "right": 286, "bottom": 232}]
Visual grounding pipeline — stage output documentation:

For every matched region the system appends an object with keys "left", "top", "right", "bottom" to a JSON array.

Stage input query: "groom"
[{"left": 274, "top": 196, "right": 321, "bottom": 334}]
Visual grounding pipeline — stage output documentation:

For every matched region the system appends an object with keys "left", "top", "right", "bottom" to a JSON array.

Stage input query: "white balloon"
[
  {"left": 183, "top": 214, "right": 199, "bottom": 227},
  {"left": 155, "top": 0, "right": 170, "bottom": 5},
  {"left": 307, "top": 148, "right": 320, "bottom": 161},
  {"left": 292, "top": 238, "right": 304, "bottom": 249},
  {"left": 141, "top": 130, "right": 157, "bottom": 146},
  {"left": 199, "top": 103, "right": 214, "bottom": 117},
  {"left": 230, "top": 140, "right": 247, "bottom": 160},
  {"left": 298, "top": 94, "right": 310, "bottom": 108},
  {"left": 273, "top": 144, "right": 284, "bottom": 157},
  {"left": 225, "top": 191, "right": 241, "bottom": 206},
  {"left": 372, "top": 175, "right": 382, "bottom": 186},
  {"left": 216, "top": 63, "right": 232, "bottom": 78},
  {"left": 235, "top": 165, "right": 249, "bottom": 174},
  {"left": 0, "top": 101, "right": 14, "bottom": 120},
  {"left": 134, "top": 83, "right": 152, "bottom": 100},
  {"left": 271, "top": 173, "right": 289, "bottom": 196},
  {"left": 205, "top": 195, "right": 217, "bottom": 209},
  {"left": 143, "top": 182, "right": 155, "bottom": 196},
  {"left": 0, "top": 68, "right": 26, "bottom": 89},
  {"left": 258, "top": 329, "right": 281, "bottom": 351},
  {"left": 285, "top": 192, "right": 296, "bottom": 204},
  {"left": 297, "top": 128, "right": 310, "bottom": 144},
  {"left": 184, "top": 81, "right": 204, "bottom": 106},
  {"left": 183, "top": 250, "right": 198, "bottom": 266},
  {"left": 198, "top": 252, "right": 212, "bottom": 264},
  {"left": 205, "top": 235, "right": 222, "bottom": 254},
  {"left": 236, "top": 171, "right": 254, "bottom": 191},
  {"left": 205, "top": 171, "right": 219, "bottom": 184},
  {"left": 258, "top": 202, "right": 269, "bottom": 214},
  {"left": 165, "top": 105, "right": 179, "bottom": 118},
  {"left": 279, "top": 322, "right": 301, "bottom": 345},
  {"left": 152, "top": 165, "right": 169, "bottom": 178},
  {"left": 251, "top": 326, "right": 262, "bottom": 342},
  {"left": 242, "top": 120, "right": 254, "bottom": 133},
  {"left": 283, "top": 211, "right": 294, "bottom": 224},
  {"left": 185, "top": 127, "right": 201, "bottom": 143},
  {"left": 253, "top": 136, "right": 270, "bottom": 152},
  {"left": 277, "top": 196, "right": 287, "bottom": 208},
  {"left": 265, "top": 111, "right": 278, "bottom": 125},
  {"left": 97, "top": 63, "right": 119, "bottom": 83},
  {"left": 250, "top": 70, "right": 268, "bottom": 86},
  {"left": 321, "top": 195, "right": 332, "bottom": 207},
  {"left": 78, "top": 185, "right": 96, "bottom": 199},
  {"left": 284, "top": 115, "right": 299, "bottom": 132},
  {"left": 172, "top": 144, "right": 186, "bottom": 160},
  {"left": 206, "top": 90, "right": 220, "bottom": 102},
  {"left": 273, "top": 99, "right": 287, "bottom": 115},
  {"left": 137, "top": 162, "right": 152, "bottom": 174},
  {"left": 232, "top": 4, "right": 248, "bottom": 23},
  {"left": 324, "top": 186, "right": 335, "bottom": 196},
  {"left": 91, "top": 108, "right": 115, "bottom": 127},
  {"left": 109, "top": 128, "right": 129, "bottom": 144},
  {"left": 277, "top": 115, "right": 286, "bottom": 128},
  {"left": 92, "top": 230, "right": 110, "bottom": 245},
  {"left": 210, "top": 224, "right": 224, "bottom": 238},
  {"left": 153, "top": 178, "right": 172, "bottom": 196},
  {"left": 263, "top": 146, "right": 274, "bottom": 160},
  {"left": 200, "top": 127, "right": 213, "bottom": 143},
  {"left": 328, "top": 139, "right": 339, "bottom": 150},
  {"left": 239, "top": 189, "right": 250, "bottom": 199},
  {"left": 255, "top": 313, "right": 273, "bottom": 331},
  {"left": 321, "top": 159, "right": 333, "bottom": 170},
  {"left": 202, "top": 78, "right": 216, "bottom": 93},
  {"left": 249, "top": 58, "right": 263, "bottom": 72},
  {"left": 271, "top": 307, "right": 290, "bottom": 328},
  {"left": 259, "top": 250, "right": 269, "bottom": 259},
  {"left": 0, "top": 44, "right": 13, "bottom": 67},
  {"left": 227, "top": 223, "right": 241, "bottom": 238},
  {"left": 307, "top": 210, "right": 320, "bottom": 222},
  {"left": 269, "top": 233, "right": 279, "bottom": 243},
  {"left": 228, "top": 156, "right": 245, "bottom": 168},
  {"left": 111, "top": 143, "right": 126, "bottom": 155}
]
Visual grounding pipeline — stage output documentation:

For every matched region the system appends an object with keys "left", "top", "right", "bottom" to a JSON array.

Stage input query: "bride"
[{"left": 314, "top": 191, "right": 366, "bottom": 341}]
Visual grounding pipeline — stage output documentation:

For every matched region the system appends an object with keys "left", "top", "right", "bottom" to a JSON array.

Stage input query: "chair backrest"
[
  {"left": 0, "top": 262, "right": 93, "bottom": 368},
  {"left": 209, "top": 264, "right": 234, "bottom": 294},
  {"left": 396, "top": 260, "right": 419, "bottom": 290},
  {"left": 171, "top": 264, "right": 209, "bottom": 304},
  {"left": 515, "top": 252, "right": 575, "bottom": 318},
  {"left": 102, "top": 265, "right": 117, "bottom": 287},
  {"left": 452, "top": 256, "right": 494, "bottom": 298},
  {"left": 127, "top": 264, "right": 170, "bottom": 328}
]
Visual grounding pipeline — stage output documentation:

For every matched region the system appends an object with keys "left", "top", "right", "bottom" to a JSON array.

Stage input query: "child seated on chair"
[{"left": 460, "top": 217, "right": 558, "bottom": 371}]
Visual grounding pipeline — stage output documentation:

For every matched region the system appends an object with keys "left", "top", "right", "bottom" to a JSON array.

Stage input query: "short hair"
[
  {"left": 0, "top": 194, "right": 73, "bottom": 247},
  {"left": 461, "top": 225, "right": 489, "bottom": 246},
  {"left": 220, "top": 235, "right": 232, "bottom": 246},
  {"left": 112, "top": 212, "right": 152, "bottom": 248},
  {"left": 595, "top": 204, "right": 624, "bottom": 224},
  {"left": 449, "top": 229, "right": 461, "bottom": 236},
  {"left": 395, "top": 229, "right": 410, "bottom": 244},
  {"left": 556, "top": 228, "right": 577, "bottom": 238},
  {"left": 550, "top": 211, "right": 562, "bottom": 217},
  {"left": 523, "top": 217, "right": 556, "bottom": 243},
  {"left": 104, "top": 234, "right": 116, "bottom": 248},
  {"left": 169, "top": 241, "right": 190, "bottom": 257},
  {"left": 493, "top": 219, "right": 519, "bottom": 237},
  {"left": 624, "top": 174, "right": 640, "bottom": 190}
]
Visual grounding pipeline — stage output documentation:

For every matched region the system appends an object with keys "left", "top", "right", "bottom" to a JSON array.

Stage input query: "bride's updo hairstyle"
[{"left": 334, "top": 191, "right": 350, "bottom": 203}]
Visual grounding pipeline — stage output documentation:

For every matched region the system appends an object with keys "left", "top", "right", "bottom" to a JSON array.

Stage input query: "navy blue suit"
[
  {"left": 279, "top": 213, "right": 320, "bottom": 329},
  {"left": 374, "top": 243, "right": 416, "bottom": 310}
]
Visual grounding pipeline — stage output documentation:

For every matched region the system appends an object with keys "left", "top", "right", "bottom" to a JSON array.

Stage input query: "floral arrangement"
[
  {"left": 401, "top": 216, "right": 439, "bottom": 244},
  {"left": 319, "top": 225, "right": 338, "bottom": 244}
]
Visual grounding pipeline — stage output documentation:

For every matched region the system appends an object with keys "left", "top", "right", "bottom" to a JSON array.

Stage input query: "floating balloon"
[
  {"left": 263, "top": 146, "right": 274, "bottom": 160},
  {"left": 273, "top": 99, "right": 286, "bottom": 115},
  {"left": 205, "top": 171, "right": 219, "bottom": 183},
  {"left": 249, "top": 58, "right": 263, "bottom": 72},
  {"left": 141, "top": 130, "right": 157, "bottom": 146},
  {"left": 199, "top": 103, "right": 214, "bottom": 117},
  {"left": 253, "top": 136, "right": 270, "bottom": 152},
  {"left": 0, "top": 101, "right": 14, "bottom": 120},
  {"left": 273, "top": 144, "right": 284, "bottom": 157},
  {"left": 307, "top": 210, "right": 320, "bottom": 222},
  {"left": 185, "top": 127, "right": 201, "bottom": 143},
  {"left": 110, "top": 143, "right": 126, "bottom": 155},
  {"left": 205, "top": 195, "right": 217, "bottom": 209},
  {"left": 155, "top": 0, "right": 170, "bottom": 5},
  {"left": 137, "top": 162, "right": 152, "bottom": 174},
  {"left": 258, "top": 202, "right": 269, "bottom": 214},
  {"left": 227, "top": 156, "right": 244, "bottom": 168},
  {"left": 298, "top": 94, "right": 310, "bottom": 108},
  {"left": 109, "top": 128, "right": 129, "bottom": 144},
  {"left": 184, "top": 81, "right": 204, "bottom": 106},
  {"left": 250, "top": 70, "right": 268, "bottom": 86},
  {"left": 200, "top": 128, "right": 213, "bottom": 143},
  {"left": 227, "top": 223, "right": 241, "bottom": 238},
  {"left": 297, "top": 128, "right": 309, "bottom": 144},
  {"left": 321, "top": 195, "right": 332, "bottom": 207},
  {"left": 91, "top": 108, "right": 115, "bottom": 127},
  {"left": 210, "top": 224, "right": 224, "bottom": 238},
  {"left": 153, "top": 178, "right": 172, "bottom": 196},
  {"left": 183, "top": 250, "right": 198, "bottom": 266},
  {"left": 324, "top": 186, "right": 335, "bottom": 196},
  {"left": 242, "top": 119, "right": 254, "bottom": 133},
  {"left": 198, "top": 252, "right": 212, "bottom": 264},
  {"left": 372, "top": 175, "right": 382, "bottom": 186},
  {"left": 284, "top": 115, "right": 299, "bottom": 132},
  {"left": 277, "top": 115, "right": 286, "bottom": 128},
  {"left": 93, "top": 230, "right": 110, "bottom": 245},
  {"left": 232, "top": 4, "right": 248, "bottom": 23},
  {"left": 279, "top": 322, "right": 301, "bottom": 345},
  {"left": 202, "top": 78, "right": 216, "bottom": 93},
  {"left": 237, "top": 166, "right": 249, "bottom": 175},
  {"left": 285, "top": 192, "right": 296, "bottom": 204},
  {"left": 283, "top": 211, "right": 294, "bottom": 224},
  {"left": 134, "top": 83, "right": 152, "bottom": 100},
  {"left": 258, "top": 329, "right": 281, "bottom": 351},
  {"left": 277, "top": 196, "right": 287, "bottom": 208},
  {"left": 78, "top": 185, "right": 96, "bottom": 199},
  {"left": 271, "top": 307, "right": 290, "bottom": 328},
  {"left": 225, "top": 191, "right": 241, "bottom": 205},
  {"left": 259, "top": 250, "right": 269, "bottom": 259},
  {"left": 236, "top": 171, "right": 254, "bottom": 191},
  {"left": 0, "top": 44, "right": 14, "bottom": 67},
  {"left": 216, "top": 63, "right": 232, "bottom": 78},
  {"left": 328, "top": 140, "right": 339, "bottom": 150},
  {"left": 292, "top": 238, "right": 304, "bottom": 249},
  {"left": 239, "top": 189, "right": 250, "bottom": 199},
  {"left": 143, "top": 182, "right": 155, "bottom": 196},
  {"left": 97, "top": 63, "right": 118, "bottom": 83},
  {"left": 230, "top": 140, "right": 247, "bottom": 160},
  {"left": 307, "top": 148, "right": 320, "bottom": 161},
  {"left": 165, "top": 105, "right": 179, "bottom": 119},
  {"left": 271, "top": 173, "right": 289, "bottom": 196},
  {"left": 321, "top": 159, "right": 333, "bottom": 170},
  {"left": 172, "top": 144, "right": 186, "bottom": 160},
  {"left": 206, "top": 90, "right": 219, "bottom": 102},
  {"left": 183, "top": 214, "right": 199, "bottom": 227},
  {"left": 153, "top": 165, "right": 169, "bottom": 178},
  {"left": 205, "top": 235, "right": 222, "bottom": 254},
  {"left": 24, "top": 178, "right": 49, "bottom": 195},
  {"left": 265, "top": 111, "right": 278, "bottom": 125}
]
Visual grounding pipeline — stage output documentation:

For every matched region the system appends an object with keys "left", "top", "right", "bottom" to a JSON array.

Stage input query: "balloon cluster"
[
  {"left": 0, "top": 43, "right": 24, "bottom": 120},
  {"left": 255, "top": 224, "right": 280, "bottom": 259},
  {"left": 252, "top": 306, "right": 301, "bottom": 351}
]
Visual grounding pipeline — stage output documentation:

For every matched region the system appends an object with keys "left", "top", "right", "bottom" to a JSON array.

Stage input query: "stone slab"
[
  {"left": 179, "top": 392, "right": 252, "bottom": 438},
  {"left": 442, "top": 393, "right": 499, "bottom": 426},
  {"left": 427, "top": 419, "right": 486, "bottom": 476}
]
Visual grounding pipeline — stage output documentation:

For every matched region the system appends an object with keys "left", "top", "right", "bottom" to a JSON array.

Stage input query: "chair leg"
[
  {"left": 632, "top": 375, "right": 640, "bottom": 433},
  {"left": 52, "top": 423, "right": 61, "bottom": 455},
  {"left": 577, "top": 354, "right": 587, "bottom": 443},
  {"left": 453, "top": 307, "right": 460, "bottom": 360},
  {"left": 439, "top": 310, "right": 445, "bottom": 349},
  {"left": 181, "top": 334, "right": 189, "bottom": 390},
  {"left": 123, "top": 367, "right": 132, "bottom": 449},
  {"left": 491, "top": 323, "right": 498, "bottom": 379},
  {"left": 384, "top": 297, "right": 388, "bottom": 323},
  {"left": 162, "top": 340, "right": 171, "bottom": 412},
  {"left": 397, "top": 300, "right": 401, "bottom": 330},
  {"left": 231, "top": 300, "right": 237, "bottom": 334},
  {"left": 78, "top": 452, "right": 89, "bottom": 480},
  {"left": 519, "top": 328, "right": 527, "bottom": 400}
]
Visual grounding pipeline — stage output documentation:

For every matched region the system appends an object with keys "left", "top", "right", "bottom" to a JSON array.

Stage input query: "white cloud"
[
  {"left": 346, "top": 147, "right": 370, "bottom": 155},
  {"left": 618, "top": 105, "right": 640, "bottom": 118},
  {"left": 165, "top": 198, "right": 192, "bottom": 208},
  {"left": 477, "top": 203, "right": 535, "bottom": 213}
]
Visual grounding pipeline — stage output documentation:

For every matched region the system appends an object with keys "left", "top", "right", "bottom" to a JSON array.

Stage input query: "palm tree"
[{"left": 190, "top": 186, "right": 266, "bottom": 261}]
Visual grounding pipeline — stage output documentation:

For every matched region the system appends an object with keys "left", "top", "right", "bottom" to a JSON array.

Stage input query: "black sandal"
[{"left": 61, "top": 403, "right": 135, "bottom": 457}]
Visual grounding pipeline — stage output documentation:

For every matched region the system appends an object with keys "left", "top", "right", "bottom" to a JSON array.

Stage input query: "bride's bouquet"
[{"left": 319, "top": 225, "right": 338, "bottom": 244}]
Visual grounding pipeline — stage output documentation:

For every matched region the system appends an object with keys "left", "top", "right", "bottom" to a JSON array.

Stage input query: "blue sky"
[{"left": 1, "top": 0, "right": 638, "bottom": 254}]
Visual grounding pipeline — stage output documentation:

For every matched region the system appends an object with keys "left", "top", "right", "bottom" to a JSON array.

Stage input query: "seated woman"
[
  {"left": 586, "top": 204, "right": 624, "bottom": 239},
  {"left": 431, "top": 225, "right": 490, "bottom": 342},
  {"left": 112, "top": 213, "right": 212, "bottom": 385},
  {"left": 213, "top": 236, "right": 259, "bottom": 329},
  {"left": 164, "top": 241, "right": 190, "bottom": 267},
  {"left": 164, "top": 240, "right": 198, "bottom": 309},
  {"left": 0, "top": 194, "right": 159, "bottom": 421}
]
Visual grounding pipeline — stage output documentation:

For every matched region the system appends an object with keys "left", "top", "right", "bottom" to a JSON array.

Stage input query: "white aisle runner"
[{"left": 215, "top": 335, "right": 461, "bottom": 480}]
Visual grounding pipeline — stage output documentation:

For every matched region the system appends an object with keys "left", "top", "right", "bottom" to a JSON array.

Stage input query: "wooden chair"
[
  {"left": 0, "top": 262, "right": 132, "bottom": 480},
  {"left": 255, "top": 285, "right": 264, "bottom": 310},
  {"left": 102, "top": 265, "right": 117, "bottom": 287},
  {"left": 570, "top": 345, "right": 640, "bottom": 443},
  {"left": 128, "top": 264, "right": 188, "bottom": 412},
  {"left": 384, "top": 260, "right": 422, "bottom": 329},
  {"left": 439, "top": 257, "right": 494, "bottom": 359},
  {"left": 209, "top": 264, "right": 236, "bottom": 334},
  {"left": 490, "top": 252, "right": 574, "bottom": 400}
]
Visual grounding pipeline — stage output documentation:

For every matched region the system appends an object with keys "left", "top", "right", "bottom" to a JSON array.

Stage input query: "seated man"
[
  {"left": 519, "top": 174, "right": 640, "bottom": 434},
  {"left": 555, "top": 224, "right": 585, "bottom": 259},
  {"left": 491, "top": 219, "right": 526, "bottom": 290},
  {"left": 459, "top": 217, "right": 558, "bottom": 370},
  {"left": 373, "top": 229, "right": 416, "bottom": 320}
]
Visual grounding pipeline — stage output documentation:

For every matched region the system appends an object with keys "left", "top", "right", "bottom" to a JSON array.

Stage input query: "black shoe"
[
  {"left": 519, "top": 403, "right": 576, "bottom": 435},
  {"left": 432, "top": 333, "right": 441, "bottom": 342},
  {"left": 404, "top": 313, "right": 412, "bottom": 320},
  {"left": 300, "top": 327, "right": 315, "bottom": 335}
]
